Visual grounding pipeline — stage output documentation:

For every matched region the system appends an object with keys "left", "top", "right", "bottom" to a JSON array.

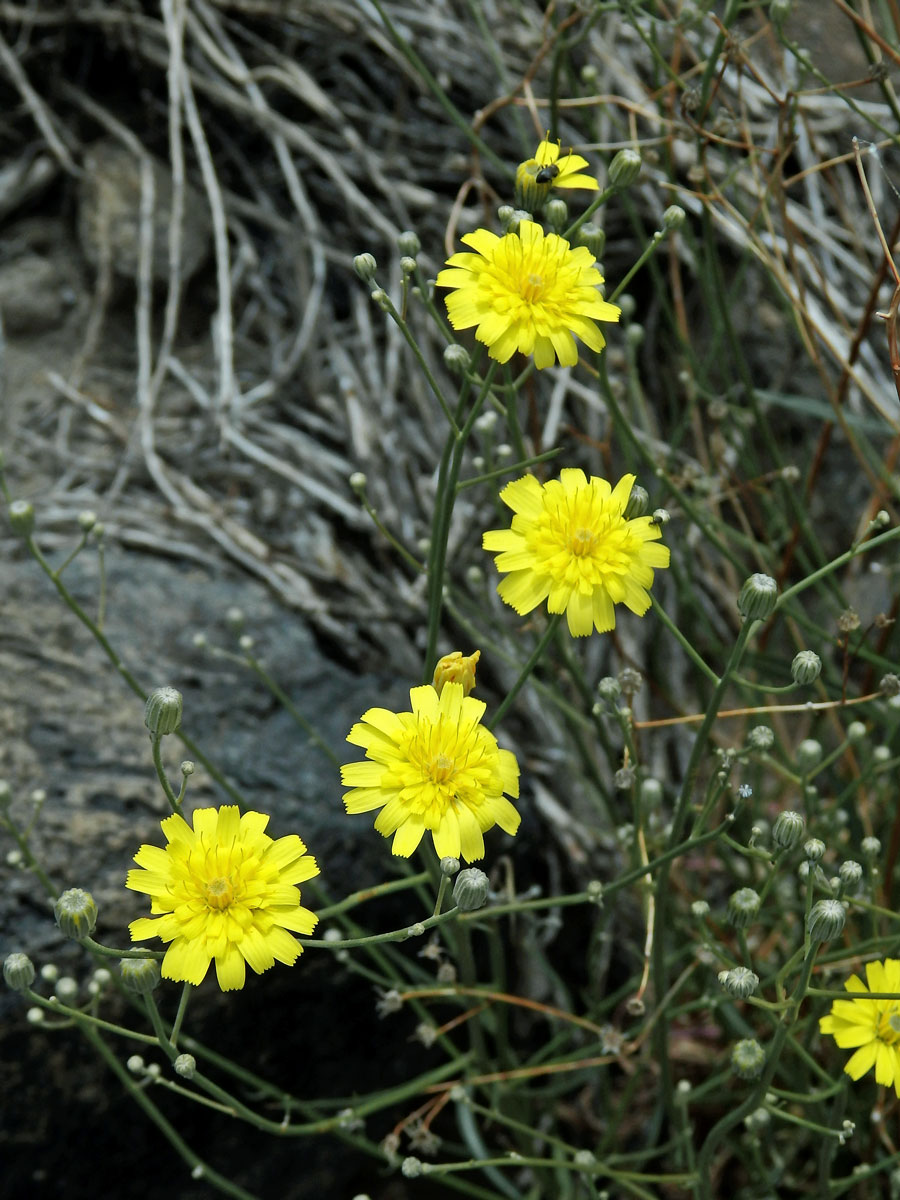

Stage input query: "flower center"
[
  {"left": 521, "top": 272, "right": 544, "bottom": 303},
  {"left": 879, "top": 1007, "right": 900, "bottom": 1044},
  {"left": 430, "top": 753, "right": 456, "bottom": 784},
  {"left": 570, "top": 526, "right": 596, "bottom": 556},
  {"left": 204, "top": 875, "right": 234, "bottom": 910}
]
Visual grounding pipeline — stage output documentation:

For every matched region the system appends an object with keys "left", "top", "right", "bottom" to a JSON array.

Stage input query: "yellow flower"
[
  {"left": 483, "top": 469, "right": 670, "bottom": 637},
  {"left": 432, "top": 649, "right": 481, "bottom": 696},
  {"left": 820, "top": 959, "right": 900, "bottom": 1096},
  {"left": 341, "top": 682, "right": 520, "bottom": 862},
  {"left": 126, "top": 805, "right": 319, "bottom": 992},
  {"left": 436, "top": 220, "right": 620, "bottom": 369},
  {"left": 515, "top": 136, "right": 599, "bottom": 209}
]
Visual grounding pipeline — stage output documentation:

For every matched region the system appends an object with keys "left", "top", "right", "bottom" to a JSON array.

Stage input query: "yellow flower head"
[
  {"left": 515, "top": 136, "right": 599, "bottom": 210},
  {"left": 820, "top": 959, "right": 900, "bottom": 1096},
  {"left": 126, "top": 805, "right": 319, "bottom": 992},
  {"left": 432, "top": 649, "right": 481, "bottom": 696},
  {"left": 341, "top": 682, "right": 520, "bottom": 862},
  {"left": 483, "top": 469, "right": 670, "bottom": 637},
  {"left": 436, "top": 220, "right": 620, "bottom": 369}
]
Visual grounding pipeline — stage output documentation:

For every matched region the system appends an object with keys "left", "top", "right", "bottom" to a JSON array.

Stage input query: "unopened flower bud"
[
  {"left": 443, "top": 344, "right": 470, "bottom": 375},
  {"left": 453, "top": 868, "right": 490, "bottom": 912},
  {"left": 803, "top": 838, "right": 825, "bottom": 862},
  {"left": 641, "top": 778, "right": 663, "bottom": 806},
  {"left": 738, "top": 573, "right": 777, "bottom": 622},
  {"left": 597, "top": 676, "right": 621, "bottom": 702},
  {"left": 119, "top": 957, "right": 161, "bottom": 995},
  {"left": 576, "top": 223, "right": 605, "bottom": 258},
  {"left": 77, "top": 510, "right": 97, "bottom": 532},
  {"left": 440, "top": 856, "right": 460, "bottom": 877},
  {"left": 726, "top": 887, "right": 760, "bottom": 929},
  {"left": 4, "top": 952, "right": 35, "bottom": 991},
  {"left": 400, "top": 255, "right": 417, "bottom": 275},
  {"left": 718, "top": 966, "right": 759, "bottom": 998},
  {"left": 174, "top": 1053, "right": 196, "bottom": 1079},
  {"left": 662, "top": 204, "right": 686, "bottom": 230},
  {"left": 432, "top": 649, "right": 481, "bottom": 697},
  {"left": 544, "top": 197, "right": 568, "bottom": 233},
  {"left": 769, "top": 0, "right": 792, "bottom": 26},
  {"left": 839, "top": 860, "right": 863, "bottom": 888},
  {"left": 608, "top": 148, "right": 642, "bottom": 189},
  {"left": 807, "top": 898, "right": 846, "bottom": 942},
  {"left": 353, "top": 253, "right": 377, "bottom": 283},
  {"left": 8, "top": 500, "right": 35, "bottom": 537},
  {"left": 691, "top": 899, "right": 710, "bottom": 918},
  {"left": 880, "top": 674, "right": 900, "bottom": 698},
  {"left": 861, "top": 836, "right": 882, "bottom": 861},
  {"left": 772, "top": 810, "right": 804, "bottom": 850},
  {"left": 791, "top": 651, "right": 821, "bottom": 686},
  {"left": 797, "top": 739, "right": 822, "bottom": 771},
  {"left": 398, "top": 230, "right": 421, "bottom": 258},
  {"left": 846, "top": 721, "right": 867, "bottom": 744},
  {"left": 624, "top": 485, "right": 650, "bottom": 519},
  {"left": 402, "top": 1158, "right": 424, "bottom": 1179},
  {"left": 747, "top": 726, "right": 774, "bottom": 751},
  {"left": 54, "top": 888, "right": 98, "bottom": 940},
  {"left": 731, "top": 1038, "right": 766, "bottom": 1080},
  {"left": 651, "top": 508, "right": 670, "bottom": 526},
  {"left": 144, "top": 687, "right": 183, "bottom": 736}
]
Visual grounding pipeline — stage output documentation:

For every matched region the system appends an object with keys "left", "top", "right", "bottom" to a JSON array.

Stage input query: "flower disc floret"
[
  {"left": 436, "top": 220, "right": 621, "bottom": 369},
  {"left": 341, "top": 682, "right": 520, "bottom": 862},
  {"left": 820, "top": 959, "right": 900, "bottom": 1095},
  {"left": 482, "top": 469, "right": 670, "bottom": 636},
  {"left": 126, "top": 805, "right": 319, "bottom": 992}
]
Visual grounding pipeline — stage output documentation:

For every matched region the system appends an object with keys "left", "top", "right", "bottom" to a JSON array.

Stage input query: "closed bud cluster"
[
  {"left": 453, "top": 868, "right": 490, "bottom": 912},
  {"left": 731, "top": 1038, "right": 766, "bottom": 1080},
  {"left": 119, "top": 957, "right": 161, "bottom": 995},
  {"left": 772, "top": 810, "right": 804, "bottom": 849},
  {"left": 608, "top": 148, "right": 642, "bottom": 189},
  {"left": 144, "top": 687, "right": 183, "bottom": 736},
  {"left": 738, "top": 573, "right": 778, "bottom": 622},
  {"left": 726, "top": 887, "right": 761, "bottom": 929},
  {"left": 718, "top": 966, "right": 760, "bottom": 998},
  {"left": 54, "top": 888, "right": 98, "bottom": 940},
  {"left": 807, "top": 898, "right": 846, "bottom": 942},
  {"left": 791, "top": 651, "right": 821, "bottom": 686}
]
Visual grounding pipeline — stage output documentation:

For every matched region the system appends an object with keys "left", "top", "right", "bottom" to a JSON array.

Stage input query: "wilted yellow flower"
[
  {"left": 341, "top": 682, "right": 520, "bottom": 862},
  {"left": 436, "top": 220, "right": 620, "bottom": 369},
  {"left": 127, "top": 806, "right": 318, "bottom": 992},
  {"left": 820, "top": 959, "right": 900, "bottom": 1095},
  {"left": 515, "top": 136, "right": 599, "bottom": 209},
  {"left": 433, "top": 649, "right": 481, "bottom": 696},
  {"left": 483, "top": 469, "right": 669, "bottom": 637}
]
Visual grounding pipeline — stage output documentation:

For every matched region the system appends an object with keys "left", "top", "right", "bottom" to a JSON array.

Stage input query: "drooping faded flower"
[
  {"left": 436, "top": 220, "right": 620, "bottom": 369},
  {"left": 820, "top": 959, "right": 900, "bottom": 1095},
  {"left": 127, "top": 806, "right": 318, "bottom": 992},
  {"left": 341, "top": 682, "right": 520, "bottom": 862},
  {"left": 482, "top": 469, "right": 670, "bottom": 636},
  {"left": 515, "top": 136, "right": 599, "bottom": 210}
]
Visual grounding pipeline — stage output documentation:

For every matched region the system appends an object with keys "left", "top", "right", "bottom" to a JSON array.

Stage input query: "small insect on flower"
[
  {"left": 535, "top": 164, "right": 560, "bottom": 184},
  {"left": 820, "top": 959, "right": 900, "bottom": 1096}
]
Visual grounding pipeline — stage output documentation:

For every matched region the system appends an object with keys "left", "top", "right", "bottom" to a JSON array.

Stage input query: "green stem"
[
  {"left": 487, "top": 612, "right": 563, "bottom": 731},
  {"left": 151, "top": 735, "right": 180, "bottom": 811}
]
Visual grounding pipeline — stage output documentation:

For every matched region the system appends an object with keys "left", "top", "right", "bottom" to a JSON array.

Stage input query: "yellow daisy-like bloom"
[
  {"left": 482, "top": 469, "right": 670, "bottom": 637},
  {"left": 436, "top": 220, "right": 620, "bottom": 369},
  {"left": 341, "top": 681, "right": 520, "bottom": 862},
  {"left": 515, "top": 136, "right": 599, "bottom": 209},
  {"left": 126, "top": 805, "right": 319, "bottom": 992},
  {"left": 820, "top": 959, "right": 900, "bottom": 1096}
]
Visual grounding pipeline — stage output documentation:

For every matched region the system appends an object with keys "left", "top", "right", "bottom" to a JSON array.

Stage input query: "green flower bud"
[
  {"left": 797, "top": 739, "right": 822, "bottom": 771},
  {"left": 861, "top": 836, "right": 882, "bottom": 861},
  {"left": 731, "top": 1038, "right": 766, "bottom": 1080},
  {"left": 443, "top": 344, "right": 470, "bottom": 375},
  {"left": 744, "top": 1107, "right": 770, "bottom": 1134},
  {"left": 399, "top": 255, "right": 417, "bottom": 276},
  {"left": 769, "top": 0, "right": 792, "bottom": 26},
  {"left": 77, "top": 510, "right": 97, "bottom": 532},
  {"left": 576, "top": 223, "right": 606, "bottom": 258},
  {"left": 587, "top": 880, "right": 604, "bottom": 905},
  {"left": 641, "top": 778, "right": 663, "bottom": 806},
  {"left": 747, "top": 725, "right": 774, "bottom": 751},
  {"left": 839, "top": 860, "right": 863, "bottom": 889},
  {"left": 624, "top": 485, "right": 650, "bottom": 519},
  {"left": 662, "top": 204, "right": 686, "bottom": 230},
  {"left": 803, "top": 838, "right": 825, "bottom": 862},
  {"left": 119, "top": 957, "right": 161, "bottom": 995},
  {"left": 440, "top": 856, "right": 460, "bottom": 877},
  {"left": 174, "top": 1053, "right": 196, "bottom": 1079},
  {"left": 353, "top": 252, "right": 377, "bottom": 283},
  {"left": 691, "top": 899, "right": 710, "bottom": 919},
  {"left": 398, "top": 230, "right": 421, "bottom": 258},
  {"left": 544, "top": 197, "right": 568, "bottom": 233},
  {"left": 54, "top": 888, "right": 98, "bottom": 940},
  {"left": 791, "top": 651, "right": 821, "bottom": 686},
  {"left": 144, "top": 687, "right": 183, "bottom": 736},
  {"left": 738, "top": 573, "right": 778, "bottom": 622},
  {"left": 718, "top": 966, "right": 759, "bottom": 998},
  {"left": 4, "top": 952, "right": 36, "bottom": 991},
  {"left": 846, "top": 721, "right": 867, "bottom": 744},
  {"left": 880, "top": 674, "right": 900, "bottom": 698},
  {"left": 726, "top": 887, "right": 760, "bottom": 929},
  {"left": 608, "top": 148, "right": 642, "bottom": 189},
  {"left": 597, "top": 676, "right": 622, "bottom": 702},
  {"left": 453, "top": 867, "right": 490, "bottom": 912},
  {"left": 8, "top": 499, "right": 35, "bottom": 537},
  {"left": 401, "top": 1158, "right": 424, "bottom": 1179},
  {"left": 807, "top": 898, "right": 846, "bottom": 942},
  {"left": 772, "top": 810, "right": 804, "bottom": 849}
]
